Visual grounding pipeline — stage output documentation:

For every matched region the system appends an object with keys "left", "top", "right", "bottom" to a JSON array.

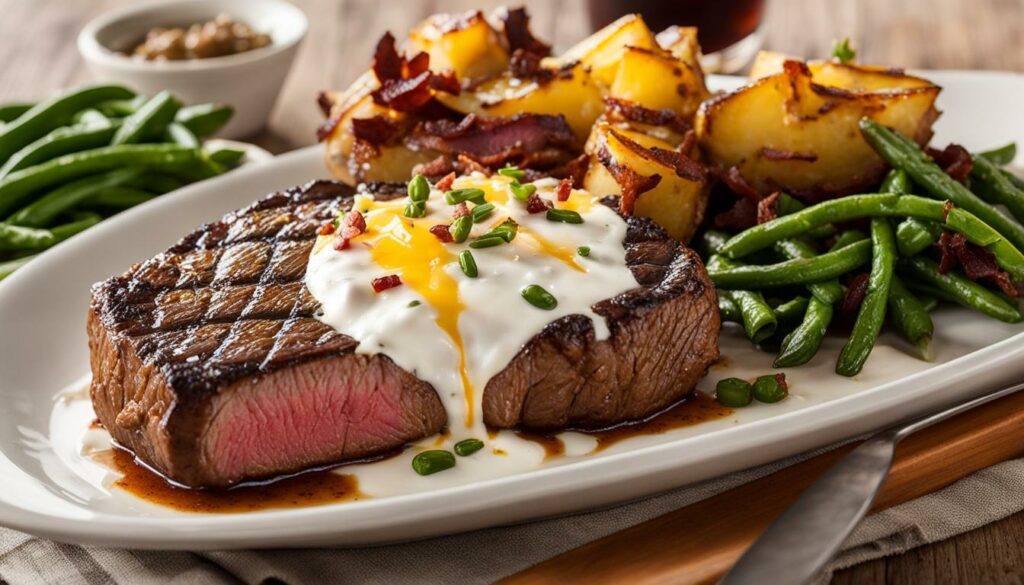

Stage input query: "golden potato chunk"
[
  {"left": 696, "top": 60, "right": 940, "bottom": 199},
  {"left": 407, "top": 11, "right": 509, "bottom": 81},
  {"left": 556, "top": 14, "right": 659, "bottom": 87},
  {"left": 608, "top": 46, "right": 710, "bottom": 119}
]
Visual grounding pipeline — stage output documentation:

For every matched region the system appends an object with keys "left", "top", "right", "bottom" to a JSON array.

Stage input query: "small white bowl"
[{"left": 77, "top": 0, "right": 308, "bottom": 139}]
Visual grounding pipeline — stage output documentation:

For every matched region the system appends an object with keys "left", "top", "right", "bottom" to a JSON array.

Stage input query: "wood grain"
[
  {"left": 1, "top": 1, "right": 1023, "bottom": 582},
  {"left": 500, "top": 391, "right": 1024, "bottom": 585}
]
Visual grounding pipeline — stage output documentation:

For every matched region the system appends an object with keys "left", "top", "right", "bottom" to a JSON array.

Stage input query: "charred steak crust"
[{"left": 88, "top": 180, "right": 719, "bottom": 487}]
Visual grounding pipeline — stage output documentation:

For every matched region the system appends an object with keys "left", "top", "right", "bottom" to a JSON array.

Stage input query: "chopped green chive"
[
  {"left": 471, "top": 202, "right": 495, "bottom": 223},
  {"left": 510, "top": 181, "right": 536, "bottom": 202},
  {"left": 411, "top": 450, "right": 456, "bottom": 475},
  {"left": 469, "top": 236, "right": 505, "bottom": 249},
  {"left": 407, "top": 300, "right": 422, "bottom": 308},
  {"left": 445, "top": 188, "right": 486, "bottom": 205},
  {"left": 454, "top": 438, "right": 484, "bottom": 456},
  {"left": 481, "top": 218, "right": 518, "bottom": 242},
  {"left": 408, "top": 174, "right": 430, "bottom": 202},
  {"left": 497, "top": 164, "right": 525, "bottom": 181},
  {"left": 716, "top": 378, "right": 753, "bottom": 407},
  {"left": 403, "top": 200, "right": 426, "bottom": 218},
  {"left": 753, "top": 374, "right": 789, "bottom": 403},
  {"left": 521, "top": 284, "right": 557, "bottom": 310},
  {"left": 449, "top": 215, "right": 473, "bottom": 243},
  {"left": 831, "top": 37, "right": 856, "bottom": 64},
  {"left": 546, "top": 209, "right": 583, "bottom": 224},
  {"left": 459, "top": 250, "right": 478, "bottom": 277},
  {"left": 577, "top": 246, "right": 591, "bottom": 257}
]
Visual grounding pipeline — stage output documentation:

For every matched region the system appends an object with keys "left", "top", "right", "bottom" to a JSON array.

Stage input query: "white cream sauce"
[{"left": 305, "top": 174, "right": 637, "bottom": 442}]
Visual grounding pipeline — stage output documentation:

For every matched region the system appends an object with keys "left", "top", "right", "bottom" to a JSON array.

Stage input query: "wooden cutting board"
[{"left": 501, "top": 390, "right": 1024, "bottom": 585}]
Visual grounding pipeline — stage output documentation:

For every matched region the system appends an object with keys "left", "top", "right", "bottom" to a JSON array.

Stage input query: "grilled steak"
[{"left": 89, "top": 180, "right": 719, "bottom": 488}]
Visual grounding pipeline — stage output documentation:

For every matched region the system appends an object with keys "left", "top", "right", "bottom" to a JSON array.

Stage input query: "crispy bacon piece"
[
  {"left": 457, "top": 154, "right": 491, "bottom": 176},
  {"left": 372, "top": 32, "right": 404, "bottom": 81},
  {"left": 647, "top": 146, "right": 706, "bottom": 182},
  {"left": 374, "top": 71, "right": 434, "bottom": 112},
  {"left": 501, "top": 7, "right": 550, "bottom": 57},
  {"left": 319, "top": 221, "right": 337, "bottom": 236},
  {"left": 757, "top": 192, "right": 781, "bottom": 224},
  {"left": 927, "top": 143, "right": 973, "bottom": 183},
  {"left": 556, "top": 178, "right": 572, "bottom": 202},
  {"left": 713, "top": 198, "right": 757, "bottom": 231},
  {"left": 602, "top": 97, "right": 691, "bottom": 135},
  {"left": 410, "top": 114, "right": 575, "bottom": 158},
  {"left": 435, "top": 171, "right": 456, "bottom": 191},
  {"left": 371, "top": 275, "right": 403, "bottom": 293},
  {"left": 428, "top": 70, "right": 461, "bottom": 95},
  {"left": 316, "top": 91, "right": 334, "bottom": 116},
  {"left": 548, "top": 154, "right": 590, "bottom": 188},
  {"left": 351, "top": 115, "right": 402, "bottom": 146},
  {"left": 597, "top": 144, "right": 662, "bottom": 215},
  {"left": 429, "top": 224, "right": 454, "bottom": 243},
  {"left": 509, "top": 48, "right": 543, "bottom": 78},
  {"left": 368, "top": 32, "right": 459, "bottom": 113},
  {"left": 333, "top": 210, "right": 367, "bottom": 251},
  {"left": 936, "top": 230, "right": 1018, "bottom": 296},
  {"left": 721, "top": 166, "right": 762, "bottom": 201},
  {"left": 840, "top": 272, "right": 871, "bottom": 318},
  {"left": 526, "top": 193, "right": 552, "bottom": 214}
]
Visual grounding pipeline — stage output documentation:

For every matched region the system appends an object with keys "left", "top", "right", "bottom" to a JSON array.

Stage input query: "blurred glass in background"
[{"left": 588, "top": 0, "right": 766, "bottom": 73}]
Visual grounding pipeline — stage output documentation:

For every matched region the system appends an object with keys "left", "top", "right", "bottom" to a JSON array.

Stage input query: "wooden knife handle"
[{"left": 501, "top": 392, "right": 1024, "bottom": 585}]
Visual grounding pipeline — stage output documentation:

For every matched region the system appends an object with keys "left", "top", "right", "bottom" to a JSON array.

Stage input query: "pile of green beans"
[
  {"left": 703, "top": 127, "right": 1024, "bottom": 377},
  {"left": 0, "top": 85, "right": 238, "bottom": 281}
]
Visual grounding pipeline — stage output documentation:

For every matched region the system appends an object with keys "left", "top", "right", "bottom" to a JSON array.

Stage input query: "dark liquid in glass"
[{"left": 588, "top": 0, "right": 765, "bottom": 53}]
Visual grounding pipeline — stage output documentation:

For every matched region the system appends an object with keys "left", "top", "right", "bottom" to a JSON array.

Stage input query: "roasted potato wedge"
[
  {"left": 435, "top": 62, "right": 604, "bottom": 141},
  {"left": 608, "top": 46, "right": 710, "bottom": 119},
  {"left": 407, "top": 11, "right": 509, "bottom": 82},
  {"left": 556, "top": 14, "right": 659, "bottom": 87},
  {"left": 751, "top": 51, "right": 936, "bottom": 91},
  {"left": 584, "top": 123, "right": 709, "bottom": 242},
  {"left": 696, "top": 59, "right": 940, "bottom": 199}
]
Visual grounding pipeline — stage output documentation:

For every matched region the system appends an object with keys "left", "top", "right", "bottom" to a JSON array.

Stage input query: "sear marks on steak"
[{"left": 89, "top": 180, "right": 720, "bottom": 488}]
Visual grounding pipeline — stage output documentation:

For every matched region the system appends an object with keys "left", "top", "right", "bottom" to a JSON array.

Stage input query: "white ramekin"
[{"left": 77, "top": 0, "right": 308, "bottom": 139}]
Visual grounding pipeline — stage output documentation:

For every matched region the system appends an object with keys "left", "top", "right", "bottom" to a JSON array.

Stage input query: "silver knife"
[{"left": 719, "top": 380, "right": 1024, "bottom": 585}]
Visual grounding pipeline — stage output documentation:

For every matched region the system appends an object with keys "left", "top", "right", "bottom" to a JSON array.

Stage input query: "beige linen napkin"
[{"left": 2, "top": 453, "right": 1022, "bottom": 585}]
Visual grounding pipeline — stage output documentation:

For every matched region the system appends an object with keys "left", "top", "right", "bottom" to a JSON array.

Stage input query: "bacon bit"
[
  {"left": 509, "top": 48, "right": 544, "bottom": 78},
  {"left": 597, "top": 143, "right": 661, "bottom": 215},
  {"left": 935, "top": 230, "right": 1019, "bottom": 296},
  {"left": 757, "top": 192, "right": 781, "bottom": 224},
  {"left": 713, "top": 198, "right": 758, "bottom": 231},
  {"left": 721, "top": 166, "right": 762, "bottom": 201},
  {"left": 316, "top": 91, "right": 335, "bottom": 116},
  {"left": 428, "top": 70, "right": 461, "bottom": 95},
  {"left": 773, "top": 373, "right": 788, "bottom": 392},
  {"left": 501, "top": 7, "right": 551, "bottom": 57},
  {"left": 435, "top": 171, "right": 456, "bottom": 192},
  {"left": 555, "top": 178, "right": 572, "bottom": 202},
  {"left": 369, "top": 32, "right": 456, "bottom": 113},
  {"left": 339, "top": 210, "right": 366, "bottom": 240},
  {"left": 526, "top": 193, "right": 553, "bottom": 214},
  {"left": 602, "top": 97, "right": 691, "bottom": 135},
  {"left": 840, "top": 272, "right": 871, "bottom": 318},
  {"left": 550, "top": 154, "right": 590, "bottom": 188},
  {"left": 371, "top": 274, "right": 402, "bottom": 293},
  {"left": 760, "top": 148, "right": 818, "bottom": 162},
  {"left": 429, "top": 224, "right": 454, "bottom": 242},
  {"left": 647, "top": 146, "right": 706, "bottom": 182},
  {"left": 374, "top": 71, "right": 434, "bottom": 112},
  {"left": 319, "top": 221, "right": 337, "bottom": 236},
  {"left": 457, "top": 154, "right": 490, "bottom": 176},
  {"left": 372, "top": 32, "right": 404, "bottom": 81},
  {"left": 453, "top": 202, "right": 470, "bottom": 218},
  {"left": 927, "top": 144, "right": 973, "bottom": 183},
  {"left": 334, "top": 237, "right": 350, "bottom": 251},
  {"left": 351, "top": 115, "right": 402, "bottom": 146}
]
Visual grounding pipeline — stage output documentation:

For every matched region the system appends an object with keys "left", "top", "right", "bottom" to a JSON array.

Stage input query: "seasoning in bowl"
[{"left": 131, "top": 14, "right": 271, "bottom": 61}]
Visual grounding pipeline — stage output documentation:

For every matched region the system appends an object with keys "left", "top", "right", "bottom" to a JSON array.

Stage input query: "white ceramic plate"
[{"left": 1, "top": 71, "right": 1023, "bottom": 550}]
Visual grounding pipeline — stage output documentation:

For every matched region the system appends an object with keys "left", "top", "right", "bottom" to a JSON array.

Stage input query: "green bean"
[
  {"left": 710, "top": 239, "right": 872, "bottom": 289},
  {"left": 0, "top": 144, "right": 202, "bottom": 216},
  {"left": 411, "top": 450, "right": 456, "bottom": 475},
  {"left": 895, "top": 218, "right": 941, "bottom": 257},
  {"left": 773, "top": 239, "right": 844, "bottom": 304},
  {"left": 0, "top": 121, "right": 120, "bottom": 178},
  {"left": 774, "top": 296, "right": 834, "bottom": 368},
  {"left": 728, "top": 290, "right": 777, "bottom": 343},
  {"left": 46, "top": 212, "right": 101, "bottom": 242},
  {"left": 718, "top": 194, "right": 1024, "bottom": 281},
  {"left": 112, "top": 91, "right": 181, "bottom": 145},
  {"left": 888, "top": 274, "right": 934, "bottom": 360},
  {"left": 831, "top": 229, "right": 868, "bottom": 251},
  {"left": 0, "top": 103, "right": 32, "bottom": 123},
  {"left": 175, "top": 103, "right": 234, "bottom": 138},
  {"left": 880, "top": 169, "right": 911, "bottom": 194},
  {"left": 0, "top": 85, "right": 134, "bottom": 163},
  {"left": 775, "top": 193, "right": 835, "bottom": 239},
  {"left": 773, "top": 296, "right": 810, "bottom": 327},
  {"left": 859, "top": 118, "right": 1024, "bottom": 252},
  {"left": 979, "top": 143, "right": 1017, "bottom": 166},
  {"left": 0, "top": 223, "right": 55, "bottom": 250},
  {"left": 716, "top": 378, "right": 754, "bottom": 407},
  {"left": 719, "top": 293, "right": 741, "bottom": 322},
  {"left": 8, "top": 168, "right": 143, "bottom": 227},
  {"left": 971, "top": 153, "right": 1024, "bottom": 223},
  {"left": 87, "top": 187, "right": 155, "bottom": 209},
  {"left": 164, "top": 122, "right": 199, "bottom": 148},
  {"left": 0, "top": 253, "right": 35, "bottom": 280},
  {"left": 904, "top": 280, "right": 957, "bottom": 304},
  {"left": 902, "top": 256, "right": 1022, "bottom": 323},
  {"left": 96, "top": 95, "right": 147, "bottom": 118},
  {"left": 697, "top": 229, "right": 730, "bottom": 259},
  {"left": 753, "top": 374, "right": 789, "bottom": 403},
  {"left": 124, "top": 173, "right": 184, "bottom": 194},
  {"left": 836, "top": 219, "right": 897, "bottom": 377},
  {"left": 919, "top": 295, "right": 939, "bottom": 313},
  {"left": 453, "top": 439, "right": 484, "bottom": 457},
  {"left": 208, "top": 147, "right": 247, "bottom": 167},
  {"left": 1002, "top": 169, "right": 1024, "bottom": 192}
]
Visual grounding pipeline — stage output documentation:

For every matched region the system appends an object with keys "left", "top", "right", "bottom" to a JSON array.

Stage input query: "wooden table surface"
[{"left": 3, "top": 0, "right": 1024, "bottom": 582}]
